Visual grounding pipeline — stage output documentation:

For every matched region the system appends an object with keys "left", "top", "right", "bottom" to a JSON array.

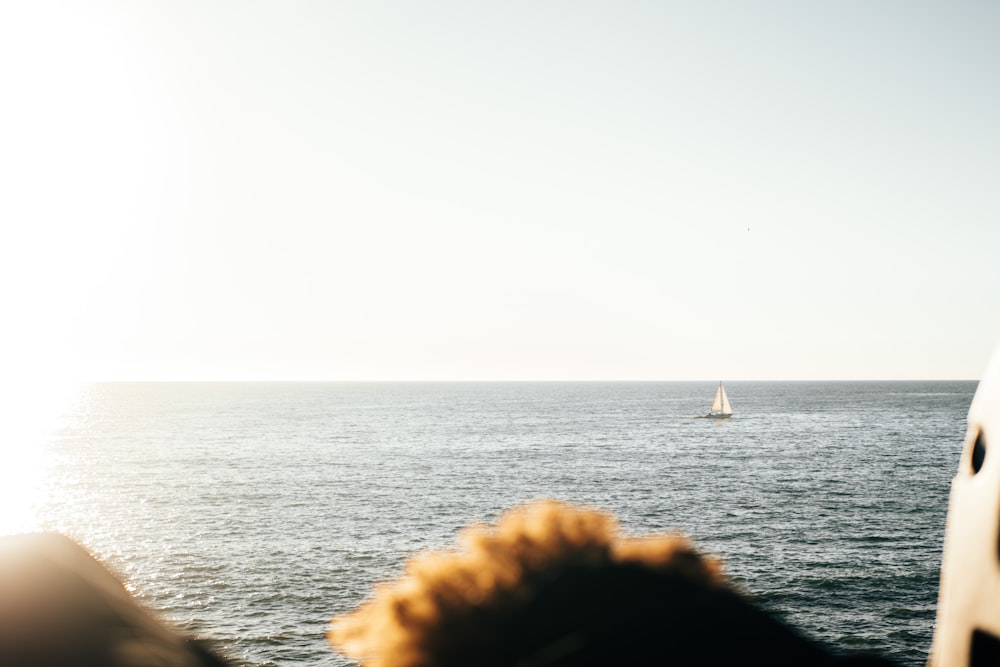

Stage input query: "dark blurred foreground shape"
[
  {"left": 1, "top": 509, "right": 897, "bottom": 667},
  {"left": 329, "top": 500, "right": 896, "bottom": 667},
  {"left": 0, "top": 532, "right": 228, "bottom": 667}
]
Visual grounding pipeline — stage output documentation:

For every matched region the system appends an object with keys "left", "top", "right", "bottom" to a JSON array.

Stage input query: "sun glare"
[{"left": 0, "top": 380, "right": 81, "bottom": 536}]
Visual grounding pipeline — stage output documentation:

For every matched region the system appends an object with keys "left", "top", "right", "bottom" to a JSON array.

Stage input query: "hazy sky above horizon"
[{"left": 2, "top": 1, "right": 998, "bottom": 382}]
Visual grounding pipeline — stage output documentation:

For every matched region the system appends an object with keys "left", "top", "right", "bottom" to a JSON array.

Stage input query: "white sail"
[
  {"left": 711, "top": 385, "right": 724, "bottom": 412},
  {"left": 706, "top": 382, "right": 733, "bottom": 418}
]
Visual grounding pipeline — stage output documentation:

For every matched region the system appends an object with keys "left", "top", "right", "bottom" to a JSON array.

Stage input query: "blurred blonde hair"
[{"left": 329, "top": 501, "right": 723, "bottom": 667}]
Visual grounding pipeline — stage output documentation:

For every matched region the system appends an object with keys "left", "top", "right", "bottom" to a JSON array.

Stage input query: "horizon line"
[{"left": 69, "top": 377, "right": 979, "bottom": 384}]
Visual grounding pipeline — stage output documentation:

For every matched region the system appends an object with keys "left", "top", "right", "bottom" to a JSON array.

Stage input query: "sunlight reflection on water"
[
  {"left": 0, "top": 380, "right": 82, "bottom": 535},
  {"left": 14, "top": 381, "right": 974, "bottom": 665}
]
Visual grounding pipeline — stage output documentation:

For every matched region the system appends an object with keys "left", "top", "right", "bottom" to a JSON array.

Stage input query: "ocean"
[{"left": 17, "top": 381, "right": 975, "bottom": 665}]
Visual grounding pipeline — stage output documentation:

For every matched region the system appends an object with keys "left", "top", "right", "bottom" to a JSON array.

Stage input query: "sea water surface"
[{"left": 20, "top": 382, "right": 974, "bottom": 665}]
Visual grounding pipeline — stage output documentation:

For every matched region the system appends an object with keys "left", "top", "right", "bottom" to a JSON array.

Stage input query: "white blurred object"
[{"left": 930, "top": 345, "right": 1000, "bottom": 666}]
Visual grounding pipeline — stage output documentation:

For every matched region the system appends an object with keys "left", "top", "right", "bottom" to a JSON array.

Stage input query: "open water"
[{"left": 21, "top": 381, "right": 975, "bottom": 665}]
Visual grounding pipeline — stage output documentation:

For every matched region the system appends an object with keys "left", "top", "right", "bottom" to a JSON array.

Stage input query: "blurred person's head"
[{"left": 329, "top": 501, "right": 893, "bottom": 667}]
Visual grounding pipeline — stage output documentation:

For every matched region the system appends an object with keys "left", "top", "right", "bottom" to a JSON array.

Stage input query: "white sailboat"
[{"left": 704, "top": 381, "right": 733, "bottom": 419}]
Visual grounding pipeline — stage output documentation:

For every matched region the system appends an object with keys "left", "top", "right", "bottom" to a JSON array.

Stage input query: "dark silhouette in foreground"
[
  {"left": 0, "top": 533, "right": 227, "bottom": 667},
  {"left": 329, "top": 501, "right": 896, "bottom": 667},
  {"left": 0, "top": 503, "right": 898, "bottom": 667}
]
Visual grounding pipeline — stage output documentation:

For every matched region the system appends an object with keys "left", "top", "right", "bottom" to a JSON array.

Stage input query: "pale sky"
[{"left": 1, "top": 1, "right": 998, "bottom": 381}]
